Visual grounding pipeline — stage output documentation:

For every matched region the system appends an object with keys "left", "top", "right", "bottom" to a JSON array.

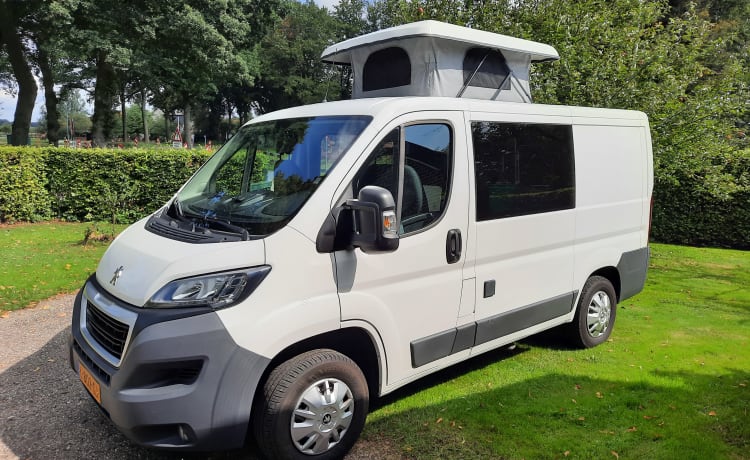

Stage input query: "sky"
[
  {"left": 0, "top": 87, "right": 46, "bottom": 123},
  {"left": 0, "top": 0, "right": 340, "bottom": 123},
  {"left": 315, "top": 0, "right": 340, "bottom": 11}
]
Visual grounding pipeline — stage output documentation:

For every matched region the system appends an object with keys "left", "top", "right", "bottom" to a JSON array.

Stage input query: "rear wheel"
[
  {"left": 569, "top": 276, "right": 617, "bottom": 348},
  {"left": 254, "top": 349, "right": 369, "bottom": 460}
]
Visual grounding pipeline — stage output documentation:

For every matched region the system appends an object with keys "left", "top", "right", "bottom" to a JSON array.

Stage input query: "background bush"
[
  {"left": 0, "top": 148, "right": 52, "bottom": 222},
  {"left": 1, "top": 145, "right": 748, "bottom": 249},
  {"left": 651, "top": 150, "right": 750, "bottom": 249},
  {"left": 1, "top": 146, "right": 209, "bottom": 224}
]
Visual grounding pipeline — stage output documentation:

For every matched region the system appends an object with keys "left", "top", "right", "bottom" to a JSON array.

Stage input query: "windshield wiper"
[{"left": 199, "top": 215, "right": 251, "bottom": 241}]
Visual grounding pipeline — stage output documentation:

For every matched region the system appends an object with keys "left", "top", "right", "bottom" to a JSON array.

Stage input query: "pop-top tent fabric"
[{"left": 321, "top": 20, "right": 559, "bottom": 103}]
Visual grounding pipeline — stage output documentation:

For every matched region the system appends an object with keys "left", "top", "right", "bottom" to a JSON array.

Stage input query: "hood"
[{"left": 95, "top": 218, "right": 266, "bottom": 306}]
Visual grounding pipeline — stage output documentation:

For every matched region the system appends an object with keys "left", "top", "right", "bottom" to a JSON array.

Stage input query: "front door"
[{"left": 334, "top": 111, "right": 470, "bottom": 387}]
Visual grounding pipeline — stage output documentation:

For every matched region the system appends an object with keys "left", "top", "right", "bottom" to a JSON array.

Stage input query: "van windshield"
[{"left": 172, "top": 116, "right": 371, "bottom": 236}]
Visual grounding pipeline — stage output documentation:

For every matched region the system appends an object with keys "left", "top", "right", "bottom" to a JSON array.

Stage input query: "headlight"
[{"left": 146, "top": 266, "right": 271, "bottom": 309}]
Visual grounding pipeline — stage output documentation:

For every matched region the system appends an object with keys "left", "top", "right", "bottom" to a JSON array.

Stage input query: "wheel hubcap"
[
  {"left": 586, "top": 290, "right": 612, "bottom": 338},
  {"left": 290, "top": 378, "right": 354, "bottom": 455}
]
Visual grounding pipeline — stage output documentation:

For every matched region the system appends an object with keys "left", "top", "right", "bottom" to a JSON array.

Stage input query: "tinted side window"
[
  {"left": 363, "top": 47, "right": 411, "bottom": 91},
  {"left": 472, "top": 122, "right": 574, "bottom": 220}
]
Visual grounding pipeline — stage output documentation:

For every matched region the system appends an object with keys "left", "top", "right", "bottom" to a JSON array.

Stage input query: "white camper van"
[{"left": 69, "top": 21, "right": 653, "bottom": 459}]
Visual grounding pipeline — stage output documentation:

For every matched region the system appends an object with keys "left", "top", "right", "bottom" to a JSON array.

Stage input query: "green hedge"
[
  {"left": 1, "top": 146, "right": 748, "bottom": 248},
  {"left": 0, "top": 149, "right": 51, "bottom": 222},
  {"left": 651, "top": 177, "right": 750, "bottom": 250},
  {"left": 0, "top": 147, "right": 210, "bottom": 224}
]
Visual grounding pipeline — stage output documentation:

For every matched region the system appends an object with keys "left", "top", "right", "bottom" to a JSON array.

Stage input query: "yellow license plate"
[{"left": 79, "top": 363, "right": 102, "bottom": 404}]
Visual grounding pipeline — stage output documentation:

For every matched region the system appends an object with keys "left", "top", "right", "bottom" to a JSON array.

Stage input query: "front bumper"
[{"left": 69, "top": 279, "right": 270, "bottom": 450}]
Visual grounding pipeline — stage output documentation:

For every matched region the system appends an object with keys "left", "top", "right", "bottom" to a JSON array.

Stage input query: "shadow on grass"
[
  {"left": 364, "top": 360, "right": 749, "bottom": 459},
  {"left": 2, "top": 330, "right": 746, "bottom": 460}
]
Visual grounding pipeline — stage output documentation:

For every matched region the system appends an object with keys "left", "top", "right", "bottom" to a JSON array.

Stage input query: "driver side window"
[{"left": 354, "top": 123, "right": 452, "bottom": 235}]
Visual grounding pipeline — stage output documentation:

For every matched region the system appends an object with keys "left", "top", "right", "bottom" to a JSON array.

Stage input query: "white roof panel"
[{"left": 322, "top": 20, "right": 559, "bottom": 64}]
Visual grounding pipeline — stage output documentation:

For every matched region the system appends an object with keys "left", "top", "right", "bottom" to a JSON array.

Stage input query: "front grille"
[
  {"left": 86, "top": 301, "right": 130, "bottom": 360},
  {"left": 73, "top": 339, "right": 111, "bottom": 385}
]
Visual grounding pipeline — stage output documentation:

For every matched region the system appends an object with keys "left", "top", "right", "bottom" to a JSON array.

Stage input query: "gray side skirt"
[{"left": 410, "top": 291, "right": 576, "bottom": 368}]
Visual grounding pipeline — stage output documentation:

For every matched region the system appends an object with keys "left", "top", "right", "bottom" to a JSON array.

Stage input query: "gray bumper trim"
[
  {"left": 70, "top": 290, "right": 270, "bottom": 451},
  {"left": 617, "top": 246, "right": 650, "bottom": 301}
]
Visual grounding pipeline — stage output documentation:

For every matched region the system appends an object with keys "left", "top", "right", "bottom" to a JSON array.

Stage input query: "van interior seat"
[{"left": 357, "top": 164, "right": 425, "bottom": 218}]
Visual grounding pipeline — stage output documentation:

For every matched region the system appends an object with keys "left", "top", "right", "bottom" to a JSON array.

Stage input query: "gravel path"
[{"left": 0, "top": 294, "right": 402, "bottom": 460}]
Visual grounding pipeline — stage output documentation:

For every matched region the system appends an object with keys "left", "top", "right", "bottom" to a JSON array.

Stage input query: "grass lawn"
[
  {"left": 362, "top": 244, "right": 749, "bottom": 459},
  {"left": 0, "top": 223, "right": 747, "bottom": 458},
  {"left": 0, "top": 221, "right": 125, "bottom": 311}
]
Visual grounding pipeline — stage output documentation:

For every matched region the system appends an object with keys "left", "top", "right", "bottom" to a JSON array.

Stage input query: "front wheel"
[
  {"left": 569, "top": 276, "right": 617, "bottom": 348},
  {"left": 254, "top": 349, "right": 369, "bottom": 460}
]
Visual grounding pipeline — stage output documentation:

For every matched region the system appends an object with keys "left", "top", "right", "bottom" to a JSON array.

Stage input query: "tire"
[
  {"left": 569, "top": 276, "right": 617, "bottom": 348},
  {"left": 254, "top": 349, "right": 369, "bottom": 460}
]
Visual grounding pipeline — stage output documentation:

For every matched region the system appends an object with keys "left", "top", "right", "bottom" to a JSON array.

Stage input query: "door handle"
[{"left": 446, "top": 229, "right": 462, "bottom": 264}]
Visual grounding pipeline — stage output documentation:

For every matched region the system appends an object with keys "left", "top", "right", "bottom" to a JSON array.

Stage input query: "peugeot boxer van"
[{"left": 69, "top": 21, "right": 652, "bottom": 460}]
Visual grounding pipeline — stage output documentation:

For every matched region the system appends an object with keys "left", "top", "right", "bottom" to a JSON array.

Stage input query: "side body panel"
[
  {"left": 571, "top": 113, "right": 652, "bottom": 298},
  {"left": 467, "top": 110, "right": 577, "bottom": 356},
  {"left": 334, "top": 110, "right": 472, "bottom": 389}
]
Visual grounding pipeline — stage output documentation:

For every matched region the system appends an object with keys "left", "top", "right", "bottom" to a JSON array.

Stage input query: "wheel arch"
[
  {"left": 589, "top": 266, "right": 621, "bottom": 301},
  {"left": 252, "top": 327, "right": 382, "bottom": 410}
]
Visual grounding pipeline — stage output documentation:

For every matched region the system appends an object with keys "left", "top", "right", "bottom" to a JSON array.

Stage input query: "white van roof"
[
  {"left": 251, "top": 97, "right": 648, "bottom": 126},
  {"left": 321, "top": 20, "right": 559, "bottom": 103}
]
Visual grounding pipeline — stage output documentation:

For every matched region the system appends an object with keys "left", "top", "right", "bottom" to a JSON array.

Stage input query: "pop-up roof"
[{"left": 321, "top": 20, "right": 559, "bottom": 103}]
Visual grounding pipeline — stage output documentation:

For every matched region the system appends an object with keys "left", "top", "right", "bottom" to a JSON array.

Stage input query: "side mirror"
[{"left": 345, "top": 185, "right": 399, "bottom": 254}]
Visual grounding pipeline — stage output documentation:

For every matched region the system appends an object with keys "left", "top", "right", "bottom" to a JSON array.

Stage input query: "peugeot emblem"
[{"left": 110, "top": 266, "right": 124, "bottom": 286}]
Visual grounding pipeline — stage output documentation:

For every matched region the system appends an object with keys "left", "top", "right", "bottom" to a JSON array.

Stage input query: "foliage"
[
  {"left": 252, "top": 0, "right": 343, "bottom": 113},
  {"left": 45, "top": 147, "right": 209, "bottom": 222},
  {"left": 38, "top": 89, "right": 92, "bottom": 140},
  {"left": 0, "top": 146, "right": 210, "bottom": 224},
  {"left": 125, "top": 104, "right": 152, "bottom": 139},
  {"left": 652, "top": 149, "right": 750, "bottom": 248},
  {"left": 0, "top": 148, "right": 51, "bottom": 222},
  {"left": 362, "top": 243, "right": 750, "bottom": 459}
]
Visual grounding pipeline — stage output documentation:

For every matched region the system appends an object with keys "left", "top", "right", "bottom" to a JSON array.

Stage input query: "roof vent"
[{"left": 322, "top": 20, "right": 559, "bottom": 103}]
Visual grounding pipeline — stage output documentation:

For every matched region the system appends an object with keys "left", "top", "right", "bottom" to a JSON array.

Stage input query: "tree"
[
  {"left": 39, "top": 89, "right": 91, "bottom": 140},
  {"left": 129, "top": 0, "right": 277, "bottom": 148},
  {"left": 21, "top": 0, "right": 82, "bottom": 145},
  {"left": 252, "top": 1, "right": 343, "bottom": 114},
  {"left": 0, "top": 1, "right": 38, "bottom": 146},
  {"left": 126, "top": 103, "right": 152, "bottom": 140}
]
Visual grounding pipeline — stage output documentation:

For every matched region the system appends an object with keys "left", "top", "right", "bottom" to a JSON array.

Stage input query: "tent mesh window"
[
  {"left": 363, "top": 47, "right": 411, "bottom": 91},
  {"left": 463, "top": 47, "right": 511, "bottom": 90}
]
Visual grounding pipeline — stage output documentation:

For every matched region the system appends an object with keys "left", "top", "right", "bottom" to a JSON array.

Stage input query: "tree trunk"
[
  {"left": 0, "top": 4, "right": 37, "bottom": 146},
  {"left": 226, "top": 103, "right": 232, "bottom": 137},
  {"left": 38, "top": 45, "right": 60, "bottom": 145},
  {"left": 91, "top": 51, "right": 118, "bottom": 147},
  {"left": 184, "top": 102, "right": 193, "bottom": 149},
  {"left": 140, "top": 91, "right": 149, "bottom": 143},
  {"left": 120, "top": 86, "right": 126, "bottom": 143}
]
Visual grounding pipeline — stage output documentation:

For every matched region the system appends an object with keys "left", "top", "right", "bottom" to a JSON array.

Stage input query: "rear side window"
[{"left": 472, "top": 122, "right": 575, "bottom": 220}]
